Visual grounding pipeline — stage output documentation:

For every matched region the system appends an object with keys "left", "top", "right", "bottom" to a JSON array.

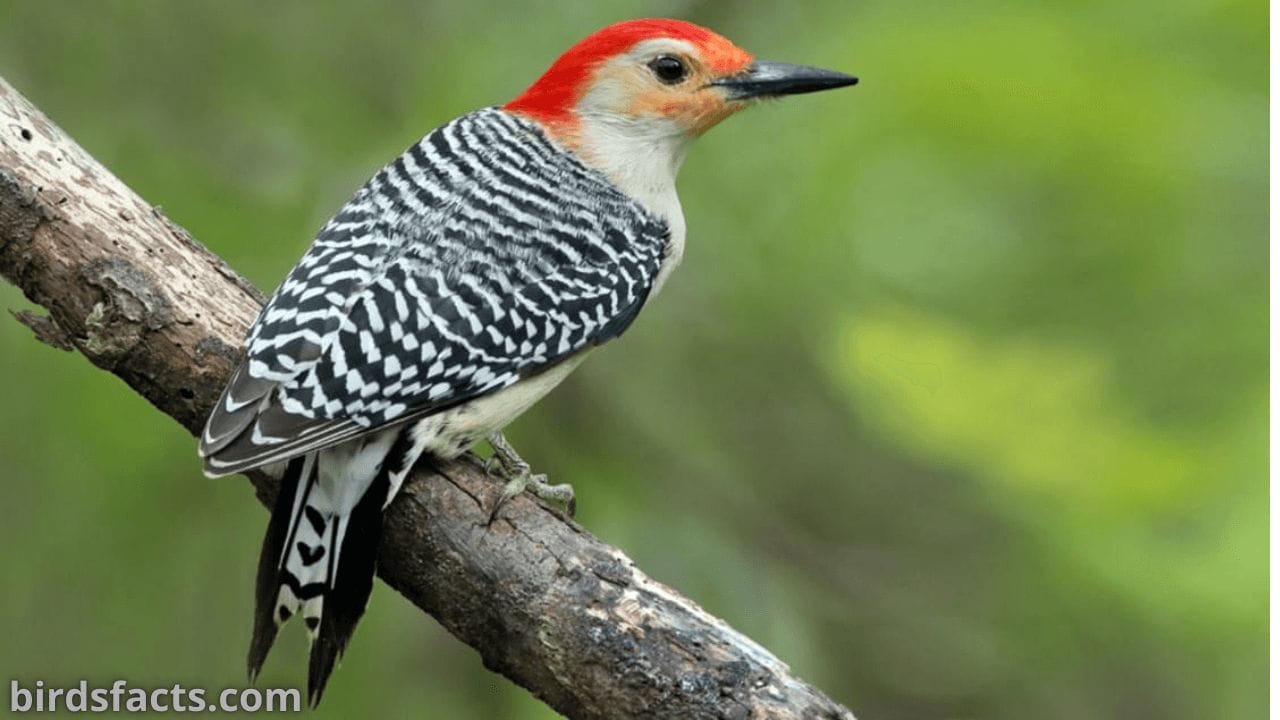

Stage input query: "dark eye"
[{"left": 648, "top": 55, "right": 688, "bottom": 84}]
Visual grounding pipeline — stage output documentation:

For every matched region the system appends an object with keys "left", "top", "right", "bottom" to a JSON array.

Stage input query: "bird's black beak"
[{"left": 711, "top": 60, "right": 858, "bottom": 100}]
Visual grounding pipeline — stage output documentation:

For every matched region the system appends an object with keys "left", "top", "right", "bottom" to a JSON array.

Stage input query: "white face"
[
  {"left": 575, "top": 38, "right": 745, "bottom": 136},
  {"left": 577, "top": 38, "right": 698, "bottom": 115}
]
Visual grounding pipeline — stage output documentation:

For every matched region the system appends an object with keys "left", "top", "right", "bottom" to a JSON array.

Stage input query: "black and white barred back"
[{"left": 198, "top": 108, "right": 670, "bottom": 704}]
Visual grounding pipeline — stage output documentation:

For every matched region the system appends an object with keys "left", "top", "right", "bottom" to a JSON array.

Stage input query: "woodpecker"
[{"left": 199, "top": 18, "right": 856, "bottom": 705}]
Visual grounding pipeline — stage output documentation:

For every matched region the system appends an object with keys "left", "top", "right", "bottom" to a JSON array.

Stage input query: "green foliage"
[{"left": 0, "top": 1, "right": 1264, "bottom": 717}]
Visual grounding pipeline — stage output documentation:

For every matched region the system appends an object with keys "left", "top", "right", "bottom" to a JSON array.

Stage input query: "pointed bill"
[{"left": 712, "top": 60, "right": 858, "bottom": 99}]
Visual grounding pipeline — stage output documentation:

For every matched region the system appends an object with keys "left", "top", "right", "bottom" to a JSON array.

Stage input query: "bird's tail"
[{"left": 247, "top": 448, "right": 392, "bottom": 707}]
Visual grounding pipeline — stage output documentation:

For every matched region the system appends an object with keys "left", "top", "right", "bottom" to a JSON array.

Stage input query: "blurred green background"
[{"left": 0, "top": 1, "right": 1266, "bottom": 718}]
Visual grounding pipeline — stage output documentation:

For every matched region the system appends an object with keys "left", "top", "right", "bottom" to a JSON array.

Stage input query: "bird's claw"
[
  {"left": 486, "top": 472, "right": 576, "bottom": 524},
  {"left": 484, "top": 433, "right": 576, "bottom": 523}
]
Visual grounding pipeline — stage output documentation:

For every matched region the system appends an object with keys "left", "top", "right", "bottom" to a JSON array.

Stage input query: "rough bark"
[{"left": 0, "top": 76, "right": 855, "bottom": 720}]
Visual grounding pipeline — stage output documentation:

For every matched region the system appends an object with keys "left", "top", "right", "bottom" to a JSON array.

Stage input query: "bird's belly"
[{"left": 410, "top": 352, "right": 589, "bottom": 459}]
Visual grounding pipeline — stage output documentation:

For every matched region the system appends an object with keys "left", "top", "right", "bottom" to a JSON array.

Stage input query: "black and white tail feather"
[{"left": 246, "top": 430, "right": 416, "bottom": 706}]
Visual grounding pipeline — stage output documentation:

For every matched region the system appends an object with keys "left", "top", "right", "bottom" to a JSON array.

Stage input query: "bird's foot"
[{"left": 483, "top": 432, "right": 576, "bottom": 523}]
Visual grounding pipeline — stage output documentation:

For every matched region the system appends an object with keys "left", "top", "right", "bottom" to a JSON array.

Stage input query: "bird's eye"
[{"left": 648, "top": 55, "right": 688, "bottom": 85}]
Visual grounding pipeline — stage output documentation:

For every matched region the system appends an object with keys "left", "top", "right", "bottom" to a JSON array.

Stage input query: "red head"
[
  {"left": 503, "top": 19, "right": 856, "bottom": 213},
  {"left": 505, "top": 19, "right": 755, "bottom": 133}
]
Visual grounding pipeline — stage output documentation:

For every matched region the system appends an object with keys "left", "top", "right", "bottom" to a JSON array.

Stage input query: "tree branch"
[{"left": 0, "top": 76, "right": 855, "bottom": 720}]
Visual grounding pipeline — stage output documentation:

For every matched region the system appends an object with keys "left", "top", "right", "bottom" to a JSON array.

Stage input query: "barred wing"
[{"left": 201, "top": 108, "right": 669, "bottom": 476}]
